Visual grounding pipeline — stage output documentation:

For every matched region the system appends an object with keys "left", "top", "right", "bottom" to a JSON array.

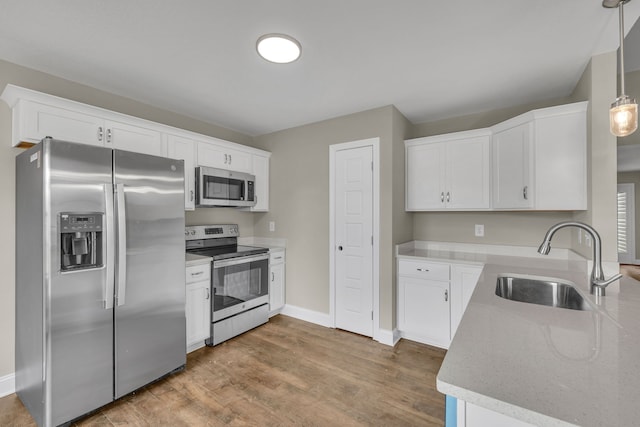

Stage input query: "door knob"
[{"left": 338, "top": 246, "right": 343, "bottom": 251}]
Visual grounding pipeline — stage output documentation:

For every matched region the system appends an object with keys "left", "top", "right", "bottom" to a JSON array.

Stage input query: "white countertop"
[
  {"left": 412, "top": 243, "right": 640, "bottom": 426},
  {"left": 185, "top": 253, "right": 212, "bottom": 267}
]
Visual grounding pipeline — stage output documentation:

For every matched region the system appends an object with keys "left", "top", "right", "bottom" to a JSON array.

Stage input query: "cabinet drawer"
[
  {"left": 270, "top": 250, "right": 285, "bottom": 264},
  {"left": 186, "top": 263, "right": 210, "bottom": 284},
  {"left": 398, "top": 259, "right": 450, "bottom": 281}
]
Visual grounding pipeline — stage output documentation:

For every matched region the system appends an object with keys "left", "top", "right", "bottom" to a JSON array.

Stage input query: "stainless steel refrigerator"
[{"left": 15, "top": 138, "right": 186, "bottom": 426}]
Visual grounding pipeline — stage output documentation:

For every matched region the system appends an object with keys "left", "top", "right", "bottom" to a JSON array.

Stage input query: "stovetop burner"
[{"left": 185, "top": 224, "right": 268, "bottom": 260}]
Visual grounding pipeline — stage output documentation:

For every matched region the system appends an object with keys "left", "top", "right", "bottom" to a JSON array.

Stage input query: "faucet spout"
[{"left": 537, "top": 221, "right": 620, "bottom": 296}]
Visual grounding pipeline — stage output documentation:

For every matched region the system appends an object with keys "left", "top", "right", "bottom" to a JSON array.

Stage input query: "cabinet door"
[
  {"left": 406, "top": 143, "right": 446, "bottom": 210},
  {"left": 186, "top": 281, "right": 211, "bottom": 349},
  {"left": 269, "top": 262, "right": 285, "bottom": 313},
  {"left": 450, "top": 265, "right": 483, "bottom": 337},
  {"left": 22, "top": 100, "right": 104, "bottom": 146},
  {"left": 398, "top": 276, "right": 450, "bottom": 348},
  {"left": 105, "top": 119, "right": 165, "bottom": 156},
  {"left": 251, "top": 154, "right": 270, "bottom": 211},
  {"left": 446, "top": 136, "right": 491, "bottom": 209},
  {"left": 167, "top": 135, "right": 197, "bottom": 210},
  {"left": 492, "top": 123, "right": 533, "bottom": 209},
  {"left": 197, "top": 142, "right": 253, "bottom": 173}
]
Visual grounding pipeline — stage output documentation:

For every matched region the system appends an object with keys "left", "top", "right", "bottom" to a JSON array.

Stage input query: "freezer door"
[
  {"left": 113, "top": 149, "right": 186, "bottom": 398},
  {"left": 45, "top": 140, "right": 115, "bottom": 426}
]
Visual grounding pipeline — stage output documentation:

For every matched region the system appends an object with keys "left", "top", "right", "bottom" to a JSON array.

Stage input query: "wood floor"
[{"left": 0, "top": 315, "right": 446, "bottom": 426}]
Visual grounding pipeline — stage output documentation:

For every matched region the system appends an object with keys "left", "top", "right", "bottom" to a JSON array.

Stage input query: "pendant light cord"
[{"left": 619, "top": 1, "right": 626, "bottom": 95}]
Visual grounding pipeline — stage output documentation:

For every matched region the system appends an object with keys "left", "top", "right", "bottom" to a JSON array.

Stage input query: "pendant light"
[{"left": 604, "top": 0, "right": 638, "bottom": 137}]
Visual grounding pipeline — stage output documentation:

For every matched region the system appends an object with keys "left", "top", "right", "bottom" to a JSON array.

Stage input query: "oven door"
[{"left": 211, "top": 253, "right": 269, "bottom": 322}]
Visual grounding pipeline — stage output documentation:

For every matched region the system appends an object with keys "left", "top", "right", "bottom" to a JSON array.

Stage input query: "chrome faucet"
[{"left": 537, "top": 221, "right": 622, "bottom": 297}]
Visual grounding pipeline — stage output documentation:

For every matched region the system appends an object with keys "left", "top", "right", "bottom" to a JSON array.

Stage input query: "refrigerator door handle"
[
  {"left": 104, "top": 184, "right": 115, "bottom": 309},
  {"left": 115, "top": 183, "right": 127, "bottom": 306}
]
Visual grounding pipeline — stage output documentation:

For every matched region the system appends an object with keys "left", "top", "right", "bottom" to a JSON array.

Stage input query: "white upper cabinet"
[
  {"left": 492, "top": 102, "right": 587, "bottom": 210},
  {"left": 167, "top": 134, "right": 197, "bottom": 210},
  {"left": 492, "top": 122, "right": 533, "bottom": 209},
  {"left": 1, "top": 84, "right": 271, "bottom": 211},
  {"left": 251, "top": 154, "right": 270, "bottom": 212},
  {"left": 197, "top": 141, "right": 252, "bottom": 173},
  {"left": 103, "top": 119, "right": 165, "bottom": 156},
  {"left": 405, "top": 129, "right": 491, "bottom": 211},
  {"left": 19, "top": 100, "right": 105, "bottom": 147}
]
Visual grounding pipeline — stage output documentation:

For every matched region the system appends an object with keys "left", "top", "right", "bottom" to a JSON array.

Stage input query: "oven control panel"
[{"left": 185, "top": 224, "right": 239, "bottom": 240}]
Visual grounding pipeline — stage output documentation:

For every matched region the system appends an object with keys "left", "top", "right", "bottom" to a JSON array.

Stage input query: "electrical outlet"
[
  {"left": 475, "top": 224, "right": 484, "bottom": 237},
  {"left": 269, "top": 221, "right": 275, "bottom": 232}
]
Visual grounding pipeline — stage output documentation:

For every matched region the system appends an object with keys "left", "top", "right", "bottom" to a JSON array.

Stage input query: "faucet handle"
[{"left": 591, "top": 274, "right": 623, "bottom": 296}]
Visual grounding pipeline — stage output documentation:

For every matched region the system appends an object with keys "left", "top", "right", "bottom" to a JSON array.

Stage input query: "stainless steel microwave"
[{"left": 195, "top": 166, "right": 256, "bottom": 207}]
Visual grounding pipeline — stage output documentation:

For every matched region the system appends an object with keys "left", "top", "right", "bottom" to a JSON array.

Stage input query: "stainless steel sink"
[{"left": 495, "top": 274, "right": 592, "bottom": 311}]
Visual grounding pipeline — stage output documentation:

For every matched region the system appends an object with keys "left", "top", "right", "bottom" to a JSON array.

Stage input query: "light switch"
[{"left": 269, "top": 221, "right": 275, "bottom": 232}]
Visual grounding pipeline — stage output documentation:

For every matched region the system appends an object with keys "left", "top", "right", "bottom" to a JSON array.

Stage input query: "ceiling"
[{"left": 1, "top": 1, "right": 639, "bottom": 137}]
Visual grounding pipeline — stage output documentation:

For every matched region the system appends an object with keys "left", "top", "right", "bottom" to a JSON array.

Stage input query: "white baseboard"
[
  {"left": 0, "top": 372, "right": 15, "bottom": 398},
  {"left": 376, "top": 328, "right": 401, "bottom": 347},
  {"left": 280, "top": 304, "right": 332, "bottom": 328}
]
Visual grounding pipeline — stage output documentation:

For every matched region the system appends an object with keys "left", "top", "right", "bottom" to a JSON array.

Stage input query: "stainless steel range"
[{"left": 185, "top": 224, "right": 269, "bottom": 345}]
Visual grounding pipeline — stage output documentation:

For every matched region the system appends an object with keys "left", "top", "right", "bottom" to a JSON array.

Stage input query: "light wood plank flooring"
[{"left": 0, "top": 315, "right": 446, "bottom": 426}]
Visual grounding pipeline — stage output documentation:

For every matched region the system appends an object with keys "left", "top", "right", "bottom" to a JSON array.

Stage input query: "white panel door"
[
  {"left": 446, "top": 136, "right": 491, "bottom": 209},
  {"left": 335, "top": 146, "right": 373, "bottom": 337},
  {"left": 492, "top": 123, "right": 533, "bottom": 209},
  {"left": 23, "top": 100, "right": 104, "bottom": 146}
]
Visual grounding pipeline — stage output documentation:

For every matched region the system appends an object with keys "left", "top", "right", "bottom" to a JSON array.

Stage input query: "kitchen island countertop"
[{"left": 398, "top": 242, "right": 640, "bottom": 426}]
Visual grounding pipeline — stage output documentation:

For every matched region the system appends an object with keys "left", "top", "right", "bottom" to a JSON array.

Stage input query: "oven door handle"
[{"left": 214, "top": 253, "right": 269, "bottom": 268}]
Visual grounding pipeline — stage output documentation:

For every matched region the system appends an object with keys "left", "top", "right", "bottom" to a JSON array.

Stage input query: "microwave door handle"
[
  {"left": 104, "top": 184, "right": 115, "bottom": 310},
  {"left": 115, "top": 183, "right": 127, "bottom": 306}
]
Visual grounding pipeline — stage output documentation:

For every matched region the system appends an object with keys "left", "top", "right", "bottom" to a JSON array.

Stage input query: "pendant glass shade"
[{"left": 610, "top": 95, "right": 638, "bottom": 137}]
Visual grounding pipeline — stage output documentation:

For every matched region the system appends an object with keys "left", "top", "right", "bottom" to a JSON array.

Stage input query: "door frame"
[{"left": 329, "top": 138, "right": 380, "bottom": 341}]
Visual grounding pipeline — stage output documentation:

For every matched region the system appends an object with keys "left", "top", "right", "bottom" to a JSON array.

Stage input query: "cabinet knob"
[
  {"left": 444, "top": 290, "right": 448, "bottom": 302},
  {"left": 338, "top": 245, "right": 343, "bottom": 251}
]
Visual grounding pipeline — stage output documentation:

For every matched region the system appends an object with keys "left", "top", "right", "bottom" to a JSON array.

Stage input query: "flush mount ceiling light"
[
  {"left": 256, "top": 34, "right": 301, "bottom": 64},
  {"left": 604, "top": 0, "right": 637, "bottom": 137}
]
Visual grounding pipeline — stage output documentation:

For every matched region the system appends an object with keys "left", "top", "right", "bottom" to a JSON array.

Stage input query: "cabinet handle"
[
  {"left": 107, "top": 128, "right": 112, "bottom": 143},
  {"left": 274, "top": 256, "right": 282, "bottom": 260},
  {"left": 416, "top": 268, "right": 429, "bottom": 272},
  {"left": 98, "top": 126, "right": 103, "bottom": 142},
  {"left": 224, "top": 154, "right": 228, "bottom": 164},
  {"left": 444, "top": 290, "right": 448, "bottom": 302},
  {"left": 229, "top": 154, "right": 232, "bottom": 164},
  {"left": 523, "top": 186, "right": 528, "bottom": 200},
  {"left": 190, "top": 190, "right": 194, "bottom": 202},
  {"left": 191, "top": 271, "right": 204, "bottom": 277},
  {"left": 440, "top": 192, "right": 444, "bottom": 203},
  {"left": 446, "top": 192, "right": 450, "bottom": 203},
  {"left": 272, "top": 272, "right": 275, "bottom": 281},
  {"left": 205, "top": 288, "right": 210, "bottom": 300}
]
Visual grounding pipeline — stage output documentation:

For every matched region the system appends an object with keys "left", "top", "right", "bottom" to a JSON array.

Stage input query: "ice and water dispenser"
[{"left": 59, "top": 213, "right": 103, "bottom": 271}]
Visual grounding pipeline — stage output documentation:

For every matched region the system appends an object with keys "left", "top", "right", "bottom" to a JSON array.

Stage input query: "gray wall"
[
  {"left": 252, "top": 106, "right": 407, "bottom": 331},
  {"left": 0, "top": 59, "right": 254, "bottom": 378}
]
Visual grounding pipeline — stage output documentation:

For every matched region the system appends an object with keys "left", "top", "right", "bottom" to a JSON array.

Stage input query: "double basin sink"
[{"left": 495, "top": 274, "right": 591, "bottom": 311}]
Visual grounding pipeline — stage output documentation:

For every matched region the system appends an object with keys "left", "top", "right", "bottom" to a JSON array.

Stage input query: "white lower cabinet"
[
  {"left": 269, "top": 249, "right": 286, "bottom": 316},
  {"left": 397, "top": 258, "right": 482, "bottom": 348},
  {"left": 185, "top": 262, "right": 211, "bottom": 352},
  {"left": 458, "top": 401, "right": 535, "bottom": 427}
]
